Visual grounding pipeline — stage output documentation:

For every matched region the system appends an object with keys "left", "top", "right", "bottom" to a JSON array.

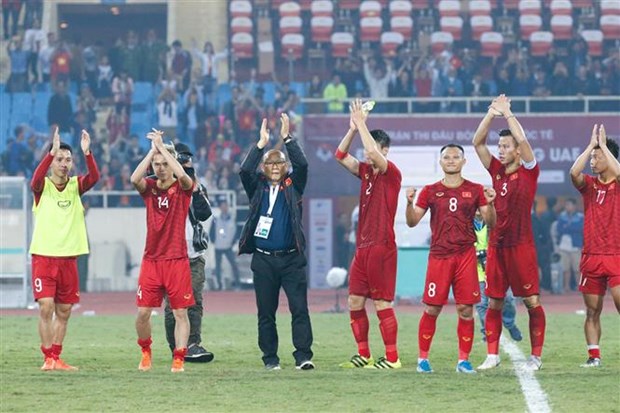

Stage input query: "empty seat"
[
  {"left": 331, "top": 32, "right": 355, "bottom": 57},
  {"left": 391, "top": 16, "right": 414, "bottom": 38},
  {"left": 471, "top": 15, "right": 493, "bottom": 40},
  {"left": 412, "top": 0, "right": 430, "bottom": 10},
  {"left": 601, "top": 0, "right": 620, "bottom": 16},
  {"left": 440, "top": 16, "right": 464, "bottom": 40},
  {"left": 360, "top": 0, "right": 382, "bottom": 17},
  {"left": 519, "top": 0, "right": 541, "bottom": 14},
  {"left": 550, "top": 0, "right": 572, "bottom": 15},
  {"left": 360, "top": 16, "right": 383, "bottom": 42},
  {"left": 279, "top": 1, "right": 301, "bottom": 17},
  {"left": 339, "top": 0, "right": 361, "bottom": 10},
  {"left": 381, "top": 32, "right": 405, "bottom": 56},
  {"left": 311, "top": 16, "right": 334, "bottom": 43},
  {"left": 580, "top": 30, "right": 603, "bottom": 56},
  {"left": 480, "top": 31, "right": 503, "bottom": 57},
  {"left": 430, "top": 31, "right": 454, "bottom": 54},
  {"left": 281, "top": 33, "right": 304, "bottom": 59},
  {"left": 438, "top": 0, "right": 461, "bottom": 16},
  {"left": 389, "top": 0, "right": 412, "bottom": 16},
  {"left": 520, "top": 14, "right": 542, "bottom": 40},
  {"left": 529, "top": 31, "right": 553, "bottom": 56},
  {"left": 231, "top": 32, "right": 254, "bottom": 58},
  {"left": 573, "top": 0, "right": 592, "bottom": 7},
  {"left": 503, "top": 0, "right": 520, "bottom": 9},
  {"left": 551, "top": 15, "right": 573, "bottom": 39},
  {"left": 469, "top": 0, "right": 492, "bottom": 16},
  {"left": 280, "top": 16, "right": 303, "bottom": 36},
  {"left": 229, "top": 0, "right": 252, "bottom": 18},
  {"left": 311, "top": 0, "right": 334, "bottom": 16},
  {"left": 600, "top": 15, "right": 620, "bottom": 38},
  {"left": 231, "top": 17, "right": 253, "bottom": 34}
]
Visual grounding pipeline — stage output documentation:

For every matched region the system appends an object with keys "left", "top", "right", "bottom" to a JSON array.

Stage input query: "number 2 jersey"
[
  {"left": 416, "top": 179, "right": 488, "bottom": 258},
  {"left": 578, "top": 175, "right": 620, "bottom": 255},
  {"left": 487, "top": 156, "right": 539, "bottom": 247},
  {"left": 140, "top": 178, "right": 193, "bottom": 260}
]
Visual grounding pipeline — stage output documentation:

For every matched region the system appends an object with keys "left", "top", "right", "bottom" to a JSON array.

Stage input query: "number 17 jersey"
[{"left": 140, "top": 178, "right": 192, "bottom": 260}]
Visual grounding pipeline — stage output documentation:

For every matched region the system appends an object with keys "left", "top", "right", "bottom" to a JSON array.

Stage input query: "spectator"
[
  {"left": 532, "top": 201, "right": 552, "bottom": 293},
  {"left": 306, "top": 74, "right": 324, "bottom": 114},
  {"left": 208, "top": 134, "right": 240, "bottom": 168},
  {"left": 322, "top": 73, "right": 348, "bottom": 113},
  {"left": 111, "top": 69, "right": 134, "bottom": 114},
  {"left": 120, "top": 30, "right": 141, "bottom": 81},
  {"left": 24, "top": 0, "right": 42, "bottom": 30},
  {"left": 38, "top": 32, "right": 56, "bottom": 84},
  {"left": 440, "top": 67, "right": 464, "bottom": 113},
  {"left": 106, "top": 106, "right": 129, "bottom": 145},
  {"left": 23, "top": 18, "right": 44, "bottom": 84},
  {"left": 539, "top": 197, "right": 558, "bottom": 291},
  {"left": 181, "top": 88, "right": 205, "bottom": 149},
  {"left": 413, "top": 56, "right": 433, "bottom": 112},
  {"left": 47, "top": 82, "right": 74, "bottom": 139},
  {"left": 82, "top": 41, "right": 101, "bottom": 94},
  {"left": 6, "top": 37, "right": 29, "bottom": 93},
  {"left": 141, "top": 29, "right": 167, "bottom": 84},
  {"left": 467, "top": 73, "right": 490, "bottom": 112},
  {"left": 363, "top": 55, "right": 392, "bottom": 109},
  {"left": 6, "top": 126, "right": 32, "bottom": 176},
  {"left": 126, "top": 134, "right": 146, "bottom": 170},
  {"left": 556, "top": 198, "right": 584, "bottom": 293},
  {"left": 96, "top": 55, "right": 113, "bottom": 102},
  {"left": 77, "top": 83, "right": 98, "bottom": 125},
  {"left": 2, "top": 0, "right": 22, "bottom": 40},
  {"left": 50, "top": 40, "right": 72, "bottom": 86},
  {"left": 389, "top": 62, "right": 415, "bottom": 113},
  {"left": 156, "top": 87, "right": 178, "bottom": 139},
  {"left": 170, "top": 40, "right": 192, "bottom": 92},
  {"left": 192, "top": 39, "right": 227, "bottom": 112},
  {"left": 69, "top": 37, "right": 85, "bottom": 85},
  {"left": 209, "top": 200, "right": 240, "bottom": 290},
  {"left": 574, "top": 65, "right": 599, "bottom": 97}
]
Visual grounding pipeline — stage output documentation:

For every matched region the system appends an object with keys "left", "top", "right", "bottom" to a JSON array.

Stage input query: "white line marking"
[{"left": 501, "top": 338, "right": 551, "bottom": 413}]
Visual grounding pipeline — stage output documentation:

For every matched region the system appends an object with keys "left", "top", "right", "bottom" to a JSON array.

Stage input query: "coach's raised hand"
[
  {"left": 258, "top": 119, "right": 270, "bottom": 149},
  {"left": 280, "top": 113, "right": 290, "bottom": 140}
]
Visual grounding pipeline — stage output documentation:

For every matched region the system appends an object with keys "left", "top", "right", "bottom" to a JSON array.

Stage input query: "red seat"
[
  {"left": 229, "top": 0, "right": 252, "bottom": 18},
  {"left": 503, "top": 0, "right": 519, "bottom": 10},
  {"left": 231, "top": 32, "right": 254, "bottom": 58},
  {"left": 580, "top": 30, "right": 603, "bottom": 56},
  {"left": 573, "top": 0, "right": 593, "bottom": 7},
  {"left": 551, "top": 15, "right": 573, "bottom": 40},
  {"left": 281, "top": 33, "right": 304, "bottom": 59},
  {"left": 279, "top": 1, "right": 301, "bottom": 17},
  {"left": 311, "top": 16, "right": 334, "bottom": 43},
  {"left": 520, "top": 14, "right": 542, "bottom": 40},
  {"left": 391, "top": 16, "right": 414, "bottom": 39},
  {"left": 601, "top": 15, "right": 620, "bottom": 39},
  {"left": 311, "top": 0, "right": 333, "bottom": 17},
  {"left": 280, "top": 16, "right": 302, "bottom": 36},
  {"left": 430, "top": 31, "right": 454, "bottom": 54},
  {"left": 360, "top": 0, "right": 382, "bottom": 17},
  {"left": 389, "top": 0, "right": 413, "bottom": 16},
  {"left": 438, "top": 0, "right": 461, "bottom": 16},
  {"left": 529, "top": 31, "right": 553, "bottom": 56},
  {"left": 480, "top": 31, "right": 503, "bottom": 57},
  {"left": 360, "top": 16, "right": 383, "bottom": 42},
  {"left": 550, "top": 0, "right": 572, "bottom": 16},
  {"left": 601, "top": 0, "right": 620, "bottom": 16},
  {"left": 331, "top": 32, "right": 355, "bottom": 57},
  {"left": 519, "top": 0, "right": 541, "bottom": 15},
  {"left": 440, "top": 16, "right": 463, "bottom": 40},
  {"left": 471, "top": 15, "right": 493, "bottom": 40},
  {"left": 339, "top": 0, "right": 361, "bottom": 10},
  {"left": 412, "top": 0, "right": 430, "bottom": 10},
  {"left": 469, "top": 0, "right": 492, "bottom": 16},
  {"left": 231, "top": 17, "right": 253, "bottom": 34},
  {"left": 381, "top": 32, "right": 405, "bottom": 57}
]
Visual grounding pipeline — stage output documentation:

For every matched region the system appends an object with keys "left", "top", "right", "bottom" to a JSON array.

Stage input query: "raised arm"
[
  {"left": 281, "top": 113, "right": 308, "bottom": 193},
  {"left": 77, "top": 129, "right": 100, "bottom": 194},
  {"left": 334, "top": 102, "right": 363, "bottom": 176},
  {"left": 239, "top": 120, "right": 269, "bottom": 198},
  {"left": 405, "top": 187, "right": 427, "bottom": 227},
  {"left": 492, "top": 94, "right": 535, "bottom": 164},
  {"left": 31, "top": 127, "right": 59, "bottom": 194},
  {"left": 149, "top": 129, "right": 193, "bottom": 191},
  {"left": 472, "top": 104, "right": 500, "bottom": 169},
  {"left": 479, "top": 187, "right": 497, "bottom": 228},
  {"left": 569, "top": 124, "right": 599, "bottom": 189},
  {"left": 351, "top": 99, "right": 388, "bottom": 173},
  {"left": 130, "top": 143, "right": 156, "bottom": 193},
  {"left": 598, "top": 124, "right": 620, "bottom": 183}
]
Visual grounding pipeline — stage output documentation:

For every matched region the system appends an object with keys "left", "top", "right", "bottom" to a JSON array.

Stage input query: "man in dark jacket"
[
  {"left": 238, "top": 113, "right": 314, "bottom": 371},
  {"left": 164, "top": 142, "right": 214, "bottom": 363}
]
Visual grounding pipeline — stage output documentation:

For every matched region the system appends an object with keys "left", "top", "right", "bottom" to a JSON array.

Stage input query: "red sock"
[
  {"left": 173, "top": 348, "right": 187, "bottom": 361},
  {"left": 40, "top": 345, "right": 53, "bottom": 359},
  {"left": 418, "top": 312, "right": 438, "bottom": 359},
  {"left": 138, "top": 337, "right": 152, "bottom": 354},
  {"left": 528, "top": 305, "right": 546, "bottom": 357},
  {"left": 377, "top": 308, "right": 399, "bottom": 363},
  {"left": 588, "top": 346, "right": 601, "bottom": 359},
  {"left": 485, "top": 308, "right": 502, "bottom": 355},
  {"left": 350, "top": 309, "right": 370, "bottom": 358},
  {"left": 51, "top": 344, "right": 62, "bottom": 360},
  {"left": 457, "top": 317, "right": 475, "bottom": 361}
]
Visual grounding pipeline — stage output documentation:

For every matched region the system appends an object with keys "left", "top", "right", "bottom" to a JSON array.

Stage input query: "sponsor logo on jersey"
[
  {"left": 462, "top": 191, "right": 472, "bottom": 198},
  {"left": 462, "top": 336, "right": 472, "bottom": 342},
  {"left": 473, "top": 291, "right": 479, "bottom": 297},
  {"left": 436, "top": 192, "right": 444, "bottom": 197},
  {"left": 184, "top": 294, "right": 191, "bottom": 300},
  {"left": 57, "top": 200, "right": 71, "bottom": 209},
  {"left": 496, "top": 174, "right": 501, "bottom": 180},
  {"left": 422, "top": 334, "right": 432, "bottom": 340},
  {"left": 510, "top": 173, "right": 519, "bottom": 181}
]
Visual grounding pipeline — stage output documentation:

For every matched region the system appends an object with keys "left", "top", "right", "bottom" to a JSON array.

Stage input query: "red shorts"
[
  {"left": 424, "top": 248, "right": 480, "bottom": 306},
  {"left": 137, "top": 258, "right": 195, "bottom": 309},
  {"left": 31, "top": 255, "right": 80, "bottom": 304},
  {"left": 579, "top": 254, "right": 620, "bottom": 296},
  {"left": 486, "top": 243, "right": 539, "bottom": 298},
  {"left": 348, "top": 244, "right": 397, "bottom": 301}
]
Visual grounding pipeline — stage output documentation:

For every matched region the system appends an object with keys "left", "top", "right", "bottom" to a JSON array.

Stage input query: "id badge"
[{"left": 254, "top": 215, "right": 274, "bottom": 239}]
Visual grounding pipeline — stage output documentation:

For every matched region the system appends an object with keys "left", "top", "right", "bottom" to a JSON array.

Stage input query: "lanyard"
[{"left": 267, "top": 184, "right": 279, "bottom": 216}]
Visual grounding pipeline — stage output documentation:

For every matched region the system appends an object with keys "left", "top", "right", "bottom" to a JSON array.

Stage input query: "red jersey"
[
  {"left": 579, "top": 175, "right": 620, "bottom": 255},
  {"left": 356, "top": 161, "right": 402, "bottom": 249},
  {"left": 140, "top": 178, "right": 192, "bottom": 260},
  {"left": 487, "top": 157, "right": 539, "bottom": 247},
  {"left": 416, "top": 179, "right": 488, "bottom": 258}
]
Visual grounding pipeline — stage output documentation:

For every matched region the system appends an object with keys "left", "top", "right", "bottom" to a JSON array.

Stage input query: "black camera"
[{"left": 476, "top": 250, "right": 487, "bottom": 268}]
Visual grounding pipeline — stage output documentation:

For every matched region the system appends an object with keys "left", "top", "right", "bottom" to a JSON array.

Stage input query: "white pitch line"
[{"left": 501, "top": 338, "right": 551, "bottom": 413}]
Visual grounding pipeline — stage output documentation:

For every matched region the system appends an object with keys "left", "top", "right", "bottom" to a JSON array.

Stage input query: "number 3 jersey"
[
  {"left": 416, "top": 179, "right": 488, "bottom": 258},
  {"left": 140, "top": 178, "right": 193, "bottom": 260},
  {"left": 487, "top": 156, "right": 539, "bottom": 247},
  {"left": 579, "top": 175, "right": 620, "bottom": 255}
]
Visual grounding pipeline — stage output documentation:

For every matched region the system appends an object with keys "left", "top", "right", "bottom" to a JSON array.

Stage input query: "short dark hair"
[
  {"left": 440, "top": 143, "right": 464, "bottom": 155},
  {"left": 370, "top": 129, "right": 391, "bottom": 148},
  {"left": 498, "top": 129, "right": 518, "bottom": 146},
  {"left": 596, "top": 137, "right": 619, "bottom": 159}
]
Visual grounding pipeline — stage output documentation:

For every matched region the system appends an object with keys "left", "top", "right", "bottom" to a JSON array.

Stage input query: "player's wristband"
[{"left": 335, "top": 148, "right": 348, "bottom": 160}]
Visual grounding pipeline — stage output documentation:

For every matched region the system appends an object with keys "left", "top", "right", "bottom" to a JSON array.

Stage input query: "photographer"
[
  {"left": 474, "top": 210, "right": 522, "bottom": 342},
  {"left": 163, "top": 143, "right": 215, "bottom": 363}
]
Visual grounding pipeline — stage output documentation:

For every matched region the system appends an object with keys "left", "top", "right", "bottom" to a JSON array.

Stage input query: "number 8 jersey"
[
  {"left": 487, "top": 156, "right": 539, "bottom": 247},
  {"left": 140, "top": 178, "right": 193, "bottom": 260}
]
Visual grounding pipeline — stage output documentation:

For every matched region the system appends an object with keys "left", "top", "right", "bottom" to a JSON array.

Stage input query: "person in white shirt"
[
  {"left": 191, "top": 39, "right": 227, "bottom": 113},
  {"left": 23, "top": 18, "right": 45, "bottom": 83}
]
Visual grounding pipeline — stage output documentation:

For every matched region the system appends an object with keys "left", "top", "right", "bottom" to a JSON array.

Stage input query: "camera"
[{"left": 476, "top": 250, "right": 487, "bottom": 268}]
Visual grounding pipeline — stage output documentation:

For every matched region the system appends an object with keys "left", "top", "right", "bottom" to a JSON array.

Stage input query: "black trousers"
[{"left": 251, "top": 251, "right": 313, "bottom": 366}]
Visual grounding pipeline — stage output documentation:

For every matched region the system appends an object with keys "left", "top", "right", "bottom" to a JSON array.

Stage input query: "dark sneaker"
[
  {"left": 580, "top": 357, "right": 601, "bottom": 368},
  {"left": 185, "top": 344, "right": 214, "bottom": 363},
  {"left": 507, "top": 325, "right": 523, "bottom": 342},
  {"left": 296, "top": 360, "right": 315, "bottom": 370}
]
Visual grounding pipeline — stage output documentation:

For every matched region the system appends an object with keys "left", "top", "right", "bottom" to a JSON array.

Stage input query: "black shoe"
[{"left": 185, "top": 344, "right": 214, "bottom": 363}]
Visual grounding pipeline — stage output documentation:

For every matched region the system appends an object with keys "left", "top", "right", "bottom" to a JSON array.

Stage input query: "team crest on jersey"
[
  {"left": 284, "top": 177, "right": 292, "bottom": 187},
  {"left": 151, "top": 188, "right": 158, "bottom": 195},
  {"left": 496, "top": 174, "right": 501, "bottom": 180},
  {"left": 523, "top": 283, "right": 532, "bottom": 290},
  {"left": 462, "top": 192, "right": 472, "bottom": 198},
  {"left": 168, "top": 187, "right": 176, "bottom": 195},
  {"left": 57, "top": 200, "right": 71, "bottom": 209},
  {"left": 610, "top": 183, "right": 616, "bottom": 190},
  {"left": 435, "top": 192, "right": 444, "bottom": 197},
  {"left": 510, "top": 173, "right": 519, "bottom": 181},
  {"left": 184, "top": 294, "right": 191, "bottom": 300},
  {"left": 365, "top": 174, "right": 369, "bottom": 179},
  {"left": 473, "top": 291, "right": 479, "bottom": 296}
]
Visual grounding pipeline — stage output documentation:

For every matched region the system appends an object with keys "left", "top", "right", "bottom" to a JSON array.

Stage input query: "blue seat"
[
  {"left": 262, "top": 81, "right": 276, "bottom": 104},
  {"left": 133, "top": 82, "right": 153, "bottom": 105},
  {"left": 216, "top": 83, "right": 232, "bottom": 108},
  {"left": 11, "top": 93, "right": 33, "bottom": 116},
  {"left": 33, "top": 92, "right": 52, "bottom": 119}
]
